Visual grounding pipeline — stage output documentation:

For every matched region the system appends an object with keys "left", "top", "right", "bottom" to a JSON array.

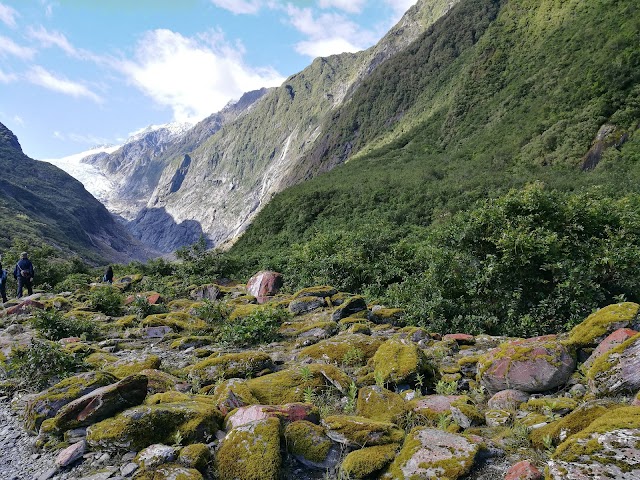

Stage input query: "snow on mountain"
[{"left": 41, "top": 145, "right": 120, "bottom": 202}]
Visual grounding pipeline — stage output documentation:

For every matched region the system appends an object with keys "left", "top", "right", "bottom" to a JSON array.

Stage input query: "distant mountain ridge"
[{"left": 0, "top": 122, "right": 150, "bottom": 262}]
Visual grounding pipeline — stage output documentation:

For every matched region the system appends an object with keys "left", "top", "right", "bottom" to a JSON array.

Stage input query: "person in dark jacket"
[
  {"left": 103, "top": 265, "right": 114, "bottom": 284},
  {"left": 13, "top": 251, "right": 34, "bottom": 298},
  {"left": 0, "top": 254, "right": 7, "bottom": 303}
]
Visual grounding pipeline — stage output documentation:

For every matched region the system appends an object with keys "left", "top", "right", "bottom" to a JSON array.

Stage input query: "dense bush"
[
  {"left": 88, "top": 286, "right": 124, "bottom": 316},
  {"left": 219, "top": 306, "right": 289, "bottom": 347},
  {"left": 31, "top": 308, "right": 99, "bottom": 340},
  {"left": 196, "top": 299, "right": 232, "bottom": 325},
  {"left": 54, "top": 273, "right": 93, "bottom": 293},
  {"left": 2, "top": 340, "right": 83, "bottom": 391}
]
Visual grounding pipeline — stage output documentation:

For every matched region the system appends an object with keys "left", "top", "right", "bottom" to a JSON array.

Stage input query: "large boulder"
[
  {"left": 86, "top": 399, "right": 222, "bottom": 451},
  {"left": 548, "top": 406, "right": 640, "bottom": 479},
  {"left": 583, "top": 328, "right": 637, "bottom": 369},
  {"left": 371, "top": 338, "right": 433, "bottom": 386},
  {"left": 189, "top": 351, "right": 273, "bottom": 385},
  {"left": 284, "top": 420, "right": 339, "bottom": 470},
  {"left": 322, "top": 415, "right": 405, "bottom": 447},
  {"left": 567, "top": 302, "right": 640, "bottom": 348},
  {"left": 382, "top": 427, "right": 480, "bottom": 479},
  {"left": 331, "top": 296, "right": 367, "bottom": 321},
  {"left": 206, "top": 378, "right": 259, "bottom": 415},
  {"left": 246, "top": 271, "right": 283, "bottom": 303},
  {"left": 297, "top": 334, "right": 382, "bottom": 364},
  {"left": 52, "top": 374, "right": 148, "bottom": 431},
  {"left": 587, "top": 332, "right": 640, "bottom": 395},
  {"left": 477, "top": 335, "right": 576, "bottom": 394},
  {"left": 357, "top": 386, "right": 407, "bottom": 423},
  {"left": 341, "top": 443, "right": 400, "bottom": 479},
  {"left": 24, "top": 371, "right": 117, "bottom": 432},
  {"left": 216, "top": 417, "right": 281, "bottom": 480}
]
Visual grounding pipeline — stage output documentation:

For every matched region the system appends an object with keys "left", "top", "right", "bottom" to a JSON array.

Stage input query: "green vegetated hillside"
[
  {"left": 222, "top": 0, "right": 640, "bottom": 336},
  {"left": 0, "top": 122, "right": 148, "bottom": 269}
]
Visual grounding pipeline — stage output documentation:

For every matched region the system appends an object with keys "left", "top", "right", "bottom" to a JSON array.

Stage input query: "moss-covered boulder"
[
  {"left": 331, "top": 296, "right": 367, "bottom": 321},
  {"left": 297, "top": 334, "right": 382, "bottom": 364},
  {"left": 178, "top": 443, "right": 210, "bottom": 473},
  {"left": 24, "top": 371, "right": 117, "bottom": 432},
  {"left": 382, "top": 427, "right": 480, "bottom": 479},
  {"left": 587, "top": 332, "right": 640, "bottom": 396},
  {"left": 85, "top": 351, "right": 119, "bottom": 369},
  {"left": 86, "top": 400, "right": 222, "bottom": 451},
  {"left": 566, "top": 302, "right": 640, "bottom": 348},
  {"left": 371, "top": 339, "right": 433, "bottom": 386},
  {"left": 410, "top": 395, "right": 464, "bottom": 420},
  {"left": 105, "top": 355, "right": 161, "bottom": 380},
  {"left": 52, "top": 374, "right": 148, "bottom": 432},
  {"left": 139, "top": 369, "right": 190, "bottom": 394},
  {"left": 189, "top": 351, "right": 273, "bottom": 385},
  {"left": 487, "top": 389, "right": 530, "bottom": 410},
  {"left": 170, "top": 336, "right": 216, "bottom": 350},
  {"left": 322, "top": 415, "right": 405, "bottom": 447},
  {"left": 368, "top": 308, "right": 406, "bottom": 327},
  {"left": 356, "top": 386, "right": 407, "bottom": 423},
  {"left": 142, "top": 312, "right": 207, "bottom": 331},
  {"left": 246, "top": 364, "right": 351, "bottom": 404},
  {"left": 288, "top": 296, "right": 327, "bottom": 315},
  {"left": 529, "top": 400, "right": 622, "bottom": 448},
  {"left": 341, "top": 443, "right": 400, "bottom": 479},
  {"left": 477, "top": 335, "right": 576, "bottom": 394},
  {"left": 216, "top": 417, "right": 281, "bottom": 480},
  {"left": 548, "top": 406, "right": 640, "bottom": 479},
  {"left": 284, "top": 420, "right": 337, "bottom": 469},
  {"left": 206, "top": 378, "right": 259, "bottom": 415}
]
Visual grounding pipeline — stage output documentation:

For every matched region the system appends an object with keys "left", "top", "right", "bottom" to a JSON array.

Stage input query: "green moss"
[
  {"left": 178, "top": 443, "right": 210, "bottom": 472},
  {"left": 322, "top": 415, "right": 405, "bottom": 447},
  {"left": 347, "top": 323, "right": 372, "bottom": 335},
  {"left": 114, "top": 315, "right": 138, "bottom": 328},
  {"left": 369, "top": 308, "right": 406, "bottom": 326},
  {"left": 356, "top": 386, "right": 407, "bottom": 423},
  {"left": 284, "top": 420, "right": 332, "bottom": 463},
  {"left": 206, "top": 379, "right": 259, "bottom": 414},
  {"left": 170, "top": 336, "right": 216, "bottom": 350},
  {"left": 86, "top": 400, "right": 222, "bottom": 451},
  {"left": 135, "top": 463, "right": 204, "bottom": 480},
  {"left": 524, "top": 397, "right": 578, "bottom": 413},
  {"left": 188, "top": 351, "right": 273, "bottom": 385},
  {"left": 566, "top": 303, "right": 640, "bottom": 348},
  {"left": 142, "top": 312, "right": 207, "bottom": 331},
  {"left": 553, "top": 406, "right": 640, "bottom": 462},
  {"left": 371, "top": 339, "right": 432, "bottom": 386},
  {"left": 167, "top": 299, "right": 198, "bottom": 311},
  {"left": 530, "top": 401, "right": 622, "bottom": 448},
  {"left": 297, "top": 334, "right": 382, "bottom": 364},
  {"left": 105, "top": 355, "right": 161, "bottom": 380},
  {"left": 586, "top": 332, "right": 640, "bottom": 391},
  {"left": 279, "top": 320, "right": 338, "bottom": 338},
  {"left": 138, "top": 369, "right": 185, "bottom": 395},
  {"left": 341, "top": 443, "right": 399, "bottom": 479},
  {"left": 84, "top": 351, "right": 119, "bottom": 369},
  {"left": 216, "top": 417, "right": 281, "bottom": 480},
  {"left": 228, "top": 304, "right": 262, "bottom": 321}
]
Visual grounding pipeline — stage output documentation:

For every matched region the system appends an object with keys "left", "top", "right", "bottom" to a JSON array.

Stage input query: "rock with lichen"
[{"left": 587, "top": 332, "right": 640, "bottom": 396}]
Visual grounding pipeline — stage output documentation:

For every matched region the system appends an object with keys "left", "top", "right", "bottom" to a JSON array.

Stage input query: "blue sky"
[{"left": 0, "top": 0, "right": 416, "bottom": 159}]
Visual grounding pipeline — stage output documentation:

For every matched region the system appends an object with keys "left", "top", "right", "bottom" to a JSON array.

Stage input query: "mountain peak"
[{"left": 0, "top": 122, "right": 23, "bottom": 153}]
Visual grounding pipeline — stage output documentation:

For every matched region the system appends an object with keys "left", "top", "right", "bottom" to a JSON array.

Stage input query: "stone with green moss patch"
[
  {"left": 170, "top": 336, "right": 216, "bottom": 350},
  {"left": 368, "top": 308, "right": 406, "bottom": 327},
  {"left": 142, "top": 312, "right": 207, "bottom": 331},
  {"left": 178, "top": 443, "right": 210, "bottom": 472},
  {"left": 188, "top": 351, "right": 273, "bottom": 386},
  {"left": 284, "top": 420, "right": 333, "bottom": 465},
  {"left": 86, "top": 400, "right": 222, "bottom": 451},
  {"left": 24, "top": 371, "right": 117, "bottom": 432},
  {"left": 134, "top": 463, "right": 204, "bottom": 480},
  {"left": 216, "top": 417, "right": 281, "bottom": 480},
  {"left": 566, "top": 302, "right": 640, "bottom": 348},
  {"left": 331, "top": 296, "right": 367, "bottom": 321},
  {"left": 105, "top": 355, "right": 161, "bottom": 379},
  {"left": 341, "top": 443, "right": 400, "bottom": 479},
  {"left": 322, "top": 415, "right": 405, "bottom": 447},
  {"left": 587, "top": 332, "right": 640, "bottom": 396},
  {"left": 382, "top": 427, "right": 480, "bottom": 479},
  {"left": 205, "top": 378, "right": 259, "bottom": 415},
  {"left": 297, "top": 334, "right": 382, "bottom": 364},
  {"left": 371, "top": 338, "right": 433, "bottom": 386},
  {"left": 356, "top": 386, "right": 407, "bottom": 423},
  {"left": 548, "top": 406, "right": 640, "bottom": 479}
]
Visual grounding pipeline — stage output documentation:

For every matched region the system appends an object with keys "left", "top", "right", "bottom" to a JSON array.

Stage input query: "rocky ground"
[{"left": 1, "top": 271, "right": 640, "bottom": 479}]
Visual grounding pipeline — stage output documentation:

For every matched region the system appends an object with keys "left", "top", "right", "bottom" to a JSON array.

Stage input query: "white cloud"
[
  {"left": 285, "top": 6, "right": 377, "bottom": 58},
  {"left": 0, "top": 3, "right": 19, "bottom": 28},
  {"left": 54, "top": 131, "right": 111, "bottom": 145},
  {"left": 0, "top": 68, "right": 17, "bottom": 83},
  {"left": 26, "top": 66, "right": 103, "bottom": 103},
  {"left": 27, "top": 25, "right": 77, "bottom": 56},
  {"left": 119, "top": 29, "right": 284, "bottom": 123},
  {"left": 13, "top": 115, "right": 24, "bottom": 126},
  {"left": 0, "top": 35, "right": 36, "bottom": 59},
  {"left": 209, "top": 0, "right": 263, "bottom": 14},
  {"left": 318, "top": 0, "right": 366, "bottom": 14}
]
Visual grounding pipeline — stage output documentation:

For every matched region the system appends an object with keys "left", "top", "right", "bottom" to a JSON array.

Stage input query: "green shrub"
[
  {"left": 219, "top": 306, "right": 289, "bottom": 347},
  {"left": 31, "top": 308, "right": 98, "bottom": 340},
  {"left": 54, "top": 273, "right": 93, "bottom": 293},
  {"left": 88, "top": 286, "right": 124, "bottom": 316},
  {"left": 195, "top": 299, "right": 232, "bottom": 325},
  {"left": 2, "top": 340, "right": 83, "bottom": 391}
]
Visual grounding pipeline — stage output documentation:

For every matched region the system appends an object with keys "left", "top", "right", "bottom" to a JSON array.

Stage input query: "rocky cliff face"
[{"left": 94, "top": 0, "right": 459, "bottom": 252}]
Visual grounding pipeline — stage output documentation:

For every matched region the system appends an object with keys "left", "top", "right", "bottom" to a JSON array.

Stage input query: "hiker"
[
  {"left": 0, "top": 254, "right": 7, "bottom": 303},
  {"left": 103, "top": 265, "right": 114, "bottom": 284},
  {"left": 13, "top": 251, "right": 34, "bottom": 298}
]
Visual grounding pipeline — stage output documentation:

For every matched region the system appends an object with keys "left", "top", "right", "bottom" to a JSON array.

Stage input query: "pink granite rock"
[
  {"left": 505, "top": 460, "right": 543, "bottom": 480},
  {"left": 5, "top": 299, "right": 44, "bottom": 315},
  {"left": 246, "top": 271, "right": 283, "bottom": 303},
  {"left": 412, "top": 395, "right": 464, "bottom": 415},
  {"left": 583, "top": 328, "right": 637, "bottom": 369},
  {"left": 443, "top": 333, "right": 475, "bottom": 345},
  {"left": 56, "top": 440, "right": 86, "bottom": 467},
  {"left": 588, "top": 332, "right": 640, "bottom": 395},
  {"left": 225, "top": 403, "right": 318, "bottom": 430},
  {"left": 478, "top": 335, "right": 576, "bottom": 394},
  {"left": 487, "top": 389, "right": 530, "bottom": 410}
]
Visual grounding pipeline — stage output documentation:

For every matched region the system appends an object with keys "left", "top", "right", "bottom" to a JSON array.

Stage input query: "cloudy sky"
[{"left": 0, "top": 0, "right": 416, "bottom": 159}]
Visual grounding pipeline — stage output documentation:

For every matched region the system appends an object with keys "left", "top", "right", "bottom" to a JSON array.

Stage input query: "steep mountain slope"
[
  {"left": 228, "top": 0, "right": 640, "bottom": 294},
  {"left": 110, "top": 0, "right": 459, "bottom": 252},
  {"left": 0, "top": 123, "right": 149, "bottom": 263}
]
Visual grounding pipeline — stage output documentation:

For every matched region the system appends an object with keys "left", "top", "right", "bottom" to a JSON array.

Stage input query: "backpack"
[{"left": 18, "top": 264, "right": 30, "bottom": 279}]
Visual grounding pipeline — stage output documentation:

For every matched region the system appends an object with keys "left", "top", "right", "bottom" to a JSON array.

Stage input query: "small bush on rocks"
[
  {"left": 196, "top": 299, "right": 232, "bottom": 325},
  {"left": 31, "top": 308, "right": 98, "bottom": 340},
  {"left": 88, "top": 286, "right": 124, "bottom": 316},
  {"left": 219, "top": 306, "right": 289, "bottom": 347}
]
